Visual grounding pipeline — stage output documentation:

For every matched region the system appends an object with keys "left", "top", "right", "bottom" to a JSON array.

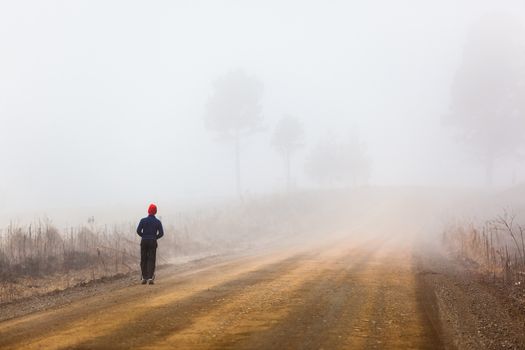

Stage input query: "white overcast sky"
[{"left": 1, "top": 0, "right": 525, "bottom": 224}]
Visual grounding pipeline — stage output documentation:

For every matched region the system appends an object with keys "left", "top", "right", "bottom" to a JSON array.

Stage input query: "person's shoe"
[
  {"left": 141, "top": 279, "right": 147, "bottom": 285},
  {"left": 147, "top": 279, "right": 154, "bottom": 285}
]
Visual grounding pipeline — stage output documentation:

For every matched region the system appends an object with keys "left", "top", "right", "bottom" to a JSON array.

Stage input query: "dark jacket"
[{"left": 137, "top": 215, "right": 164, "bottom": 240}]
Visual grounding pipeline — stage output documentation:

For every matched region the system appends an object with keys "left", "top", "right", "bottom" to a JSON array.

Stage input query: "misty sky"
[{"left": 1, "top": 1, "right": 525, "bottom": 223}]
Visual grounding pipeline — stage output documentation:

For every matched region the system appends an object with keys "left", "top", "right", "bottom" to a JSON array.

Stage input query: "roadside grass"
[{"left": 443, "top": 210, "right": 525, "bottom": 286}]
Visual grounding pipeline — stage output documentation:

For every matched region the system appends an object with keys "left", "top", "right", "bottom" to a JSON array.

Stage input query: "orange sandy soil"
[{"left": 0, "top": 235, "right": 447, "bottom": 350}]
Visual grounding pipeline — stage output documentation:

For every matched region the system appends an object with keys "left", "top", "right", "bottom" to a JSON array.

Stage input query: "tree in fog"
[
  {"left": 446, "top": 14, "right": 525, "bottom": 185},
  {"left": 205, "top": 70, "right": 264, "bottom": 197},
  {"left": 305, "top": 130, "right": 369, "bottom": 186},
  {"left": 272, "top": 115, "right": 304, "bottom": 190}
]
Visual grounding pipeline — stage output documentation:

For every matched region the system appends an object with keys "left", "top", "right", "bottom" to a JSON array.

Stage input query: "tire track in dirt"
[
  {"left": 356, "top": 251, "right": 444, "bottom": 350},
  {"left": 138, "top": 241, "right": 380, "bottom": 350},
  {"left": 213, "top": 243, "right": 443, "bottom": 350},
  {"left": 228, "top": 242, "right": 384, "bottom": 350}
]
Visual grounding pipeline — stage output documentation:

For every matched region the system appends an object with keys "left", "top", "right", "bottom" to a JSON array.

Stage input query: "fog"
[{"left": 2, "top": 1, "right": 525, "bottom": 225}]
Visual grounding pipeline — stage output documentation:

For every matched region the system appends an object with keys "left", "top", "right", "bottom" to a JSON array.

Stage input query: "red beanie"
[{"left": 148, "top": 203, "right": 157, "bottom": 215}]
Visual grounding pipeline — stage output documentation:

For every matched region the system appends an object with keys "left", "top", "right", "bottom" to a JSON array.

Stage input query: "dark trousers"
[{"left": 140, "top": 240, "right": 157, "bottom": 280}]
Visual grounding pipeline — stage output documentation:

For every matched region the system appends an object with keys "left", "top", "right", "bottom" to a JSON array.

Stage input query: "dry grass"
[
  {"left": 0, "top": 214, "right": 222, "bottom": 303},
  {"left": 443, "top": 210, "right": 525, "bottom": 285}
]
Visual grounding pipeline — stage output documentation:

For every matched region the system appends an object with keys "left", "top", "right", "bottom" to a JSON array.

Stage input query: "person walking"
[{"left": 136, "top": 203, "right": 164, "bottom": 285}]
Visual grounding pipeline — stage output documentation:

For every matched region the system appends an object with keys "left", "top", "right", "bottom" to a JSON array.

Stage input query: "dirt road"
[{"left": 0, "top": 236, "right": 450, "bottom": 350}]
